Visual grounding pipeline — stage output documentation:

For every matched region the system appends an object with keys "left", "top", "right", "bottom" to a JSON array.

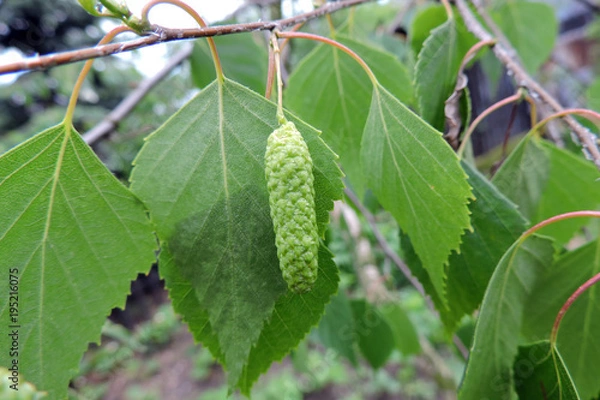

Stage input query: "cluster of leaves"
[{"left": 1, "top": 1, "right": 599, "bottom": 399}]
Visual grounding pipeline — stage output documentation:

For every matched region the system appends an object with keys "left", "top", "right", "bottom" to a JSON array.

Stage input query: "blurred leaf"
[
  {"left": 532, "top": 141, "right": 600, "bottom": 244},
  {"left": 129, "top": 78, "right": 343, "bottom": 390},
  {"left": 350, "top": 299, "right": 395, "bottom": 369},
  {"left": 494, "top": 136, "right": 600, "bottom": 245},
  {"left": 340, "top": 2, "right": 401, "bottom": 39},
  {"left": 458, "top": 235, "right": 555, "bottom": 400},
  {"left": 409, "top": 5, "right": 448, "bottom": 56},
  {"left": 491, "top": 1, "right": 558, "bottom": 74},
  {"left": 0, "top": 123, "right": 156, "bottom": 399},
  {"left": 361, "top": 85, "right": 472, "bottom": 307},
  {"left": 586, "top": 79, "right": 600, "bottom": 112},
  {"left": 378, "top": 302, "right": 421, "bottom": 355},
  {"left": 286, "top": 35, "right": 413, "bottom": 196},
  {"left": 190, "top": 33, "right": 268, "bottom": 94},
  {"left": 317, "top": 291, "right": 357, "bottom": 365},
  {"left": 492, "top": 135, "right": 551, "bottom": 220},
  {"left": 522, "top": 239, "right": 600, "bottom": 400}
]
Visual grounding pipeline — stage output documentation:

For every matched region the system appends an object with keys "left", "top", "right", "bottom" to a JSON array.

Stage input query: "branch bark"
[
  {"left": 0, "top": 0, "right": 373, "bottom": 76},
  {"left": 455, "top": 0, "right": 600, "bottom": 170}
]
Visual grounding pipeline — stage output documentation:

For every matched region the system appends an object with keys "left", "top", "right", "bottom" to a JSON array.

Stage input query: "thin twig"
[
  {"left": 343, "top": 187, "right": 470, "bottom": 360},
  {"left": 455, "top": 0, "right": 600, "bottom": 171},
  {"left": 0, "top": 0, "right": 373, "bottom": 76},
  {"left": 343, "top": 188, "right": 426, "bottom": 298},
  {"left": 83, "top": 45, "right": 192, "bottom": 145}
]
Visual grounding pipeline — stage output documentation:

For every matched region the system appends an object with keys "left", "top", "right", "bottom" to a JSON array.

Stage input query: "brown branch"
[
  {"left": 0, "top": 0, "right": 373, "bottom": 76},
  {"left": 83, "top": 45, "right": 192, "bottom": 145},
  {"left": 455, "top": 0, "right": 600, "bottom": 170}
]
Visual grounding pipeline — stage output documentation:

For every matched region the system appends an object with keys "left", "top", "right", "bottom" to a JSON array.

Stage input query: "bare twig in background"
[
  {"left": 455, "top": 0, "right": 600, "bottom": 170},
  {"left": 0, "top": 0, "right": 373, "bottom": 76},
  {"left": 343, "top": 188, "right": 470, "bottom": 361},
  {"left": 343, "top": 188, "right": 426, "bottom": 298},
  {"left": 83, "top": 45, "right": 192, "bottom": 145}
]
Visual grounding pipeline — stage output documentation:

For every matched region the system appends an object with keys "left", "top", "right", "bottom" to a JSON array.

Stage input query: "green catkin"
[{"left": 265, "top": 121, "right": 319, "bottom": 294}]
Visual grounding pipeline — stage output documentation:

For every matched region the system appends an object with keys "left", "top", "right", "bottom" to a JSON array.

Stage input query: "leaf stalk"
[
  {"left": 63, "top": 26, "right": 133, "bottom": 129},
  {"left": 141, "top": 0, "right": 223, "bottom": 82},
  {"left": 276, "top": 31, "right": 378, "bottom": 87}
]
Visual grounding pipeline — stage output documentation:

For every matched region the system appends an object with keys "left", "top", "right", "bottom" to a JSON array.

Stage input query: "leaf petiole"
[
  {"left": 276, "top": 31, "right": 378, "bottom": 87},
  {"left": 270, "top": 33, "right": 286, "bottom": 124},
  {"left": 63, "top": 25, "right": 133, "bottom": 129},
  {"left": 141, "top": 0, "right": 223, "bottom": 82},
  {"left": 550, "top": 271, "right": 600, "bottom": 346},
  {"left": 530, "top": 108, "right": 600, "bottom": 138}
]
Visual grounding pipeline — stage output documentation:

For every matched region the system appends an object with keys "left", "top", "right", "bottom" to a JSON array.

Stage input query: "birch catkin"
[{"left": 265, "top": 121, "right": 319, "bottom": 293}]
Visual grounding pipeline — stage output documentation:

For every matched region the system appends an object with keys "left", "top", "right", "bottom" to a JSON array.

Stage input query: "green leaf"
[
  {"left": 0, "top": 124, "right": 156, "bottom": 398},
  {"left": 190, "top": 32, "right": 268, "bottom": 94},
  {"left": 350, "top": 299, "right": 395, "bottom": 369},
  {"left": 158, "top": 245, "right": 225, "bottom": 365},
  {"left": 492, "top": 135, "right": 551, "bottom": 220},
  {"left": 316, "top": 291, "right": 357, "bottom": 365},
  {"left": 399, "top": 163, "right": 527, "bottom": 332},
  {"left": 442, "top": 162, "right": 527, "bottom": 330},
  {"left": 129, "top": 78, "right": 343, "bottom": 389},
  {"left": 458, "top": 235, "right": 555, "bottom": 400},
  {"left": 239, "top": 245, "right": 339, "bottom": 394},
  {"left": 491, "top": 1, "right": 558, "bottom": 74},
  {"left": 522, "top": 239, "right": 600, "bottom": 400},
  {"left": 414, "top": 15, "right": 477, "bottom": 130},
  {"left": 409, "top": 5, "right": 448, "bottom": 56},
  {"left": 378, "top": 302, "right": 421, "bottom": 355},
  {"left": 361, "top": 85, "right": 472, "bottom": 307},
  {"left": 514, "top": 341, "right": 580, "bottom": 400},
  {"left": 533, "top": 141, "right": 600, "bottom": 244},
  {"left": 285, "top": 35, "right": 413, "bottom": 197}
]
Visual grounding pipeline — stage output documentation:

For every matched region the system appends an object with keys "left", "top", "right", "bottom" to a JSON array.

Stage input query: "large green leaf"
[
  {"left": 129, "top": 78, "right": 343, "bottom": 389},
  {"left": 0, "top": 124, "right": 156, "bottom": 398},
  {"left": 458, "top": 235, "right": 555, "bottom": 400},
  {"left": 361, "top": 85, "right": 472, "bottom": 306},
  {"left": 413, "top": 14, "right": 476, "bottom": 131},
  {"left": 514, "top": 341, "right": 580, "bottom": 400},
  {"left": 491, "top": 1, "right": 558, "bottom": 74},
  {"left": 350, "top": 299, "right": 395, "bottom": 369},
  {"left": 190, "top": 32, "right": 268, "bottom": 94},
  {"left": 285, "top": 35, "right": 412, "bottom": 196},
  {"left": 522, "top": 239, "right": 600, "bottom": 400},
  {"left": 492, "top": 135, "right": 551, "bottom": 220}
]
